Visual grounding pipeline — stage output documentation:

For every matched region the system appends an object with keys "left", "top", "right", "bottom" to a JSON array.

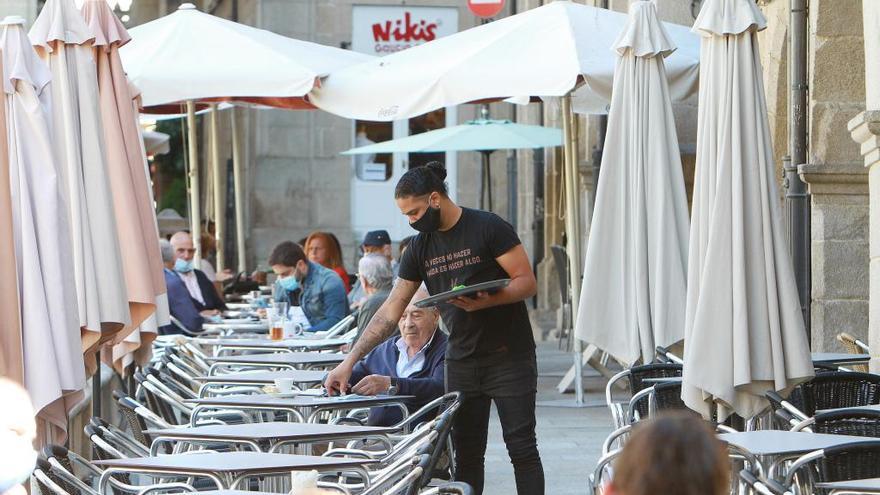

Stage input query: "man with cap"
[{"left": 349, "top": 230, "right": 396, "bottom": 309}]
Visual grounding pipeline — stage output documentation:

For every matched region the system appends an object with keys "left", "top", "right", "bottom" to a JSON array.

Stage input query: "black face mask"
[{"left": 410, "top": 204, "right": 442, "bottom": 233}]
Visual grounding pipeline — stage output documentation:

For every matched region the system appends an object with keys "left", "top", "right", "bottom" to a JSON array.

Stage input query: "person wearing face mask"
[
  {"left": 347, "top": 285, "right": 446, "bottom": 427},
  {"left": 268, "top": 240, "right": 349, "bottom": 332},
  {"left": 0, "top": 379, "right": 37, "bottom": 495},
  {"left": 158, "top": 239, "right": 206, "bottom": 335},
  {"left": 325, "top": 161, "right": 543, "bottom": 495},
  {"left": 169, "top": 231, "right": 226, "bottom": 315}
]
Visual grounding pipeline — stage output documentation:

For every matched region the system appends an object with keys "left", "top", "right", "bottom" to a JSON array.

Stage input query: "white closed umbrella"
[
  {"left": 29, "top": 0, "right": 131, "bottom": 366},
  {"left": 574, "top": 0, "right": 689, "bottom": 367},
  {"left": 2, "top": 16, "right": 85, "bottom": 443},
  {"left": 309, "top": 1, "right": 699, "bottom": 122},
  {"left": 682, "top": 0, "right": 813, "bottom": 420}
]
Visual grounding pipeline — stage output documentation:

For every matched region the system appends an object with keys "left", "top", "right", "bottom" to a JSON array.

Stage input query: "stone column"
[
  {"left": 798, "top": 0, "right": 867, "bottom": 352},
  {"left": 848, "top": 0, "right": 880, "bottom": 371}
]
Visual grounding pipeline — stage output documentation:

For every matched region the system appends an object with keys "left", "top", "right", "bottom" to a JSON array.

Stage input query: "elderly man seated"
[
  {"left": 348, "top": 285, "right": 446, "bottom": 426},
  {"left": 169, "top": 231, "right": 226, "bottom": 314},
  {"left": 158, "top": 239, "right": 205, "bottom": 335}
]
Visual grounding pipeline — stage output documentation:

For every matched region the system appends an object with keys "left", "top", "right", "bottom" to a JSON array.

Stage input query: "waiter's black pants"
[{"left": 446, "top": 354, "right": 544, "bottom": 495}]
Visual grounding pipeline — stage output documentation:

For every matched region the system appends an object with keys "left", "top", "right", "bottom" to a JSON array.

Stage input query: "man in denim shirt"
[{"left": 268, "top": 241, "right": 349, "bottom": 332}]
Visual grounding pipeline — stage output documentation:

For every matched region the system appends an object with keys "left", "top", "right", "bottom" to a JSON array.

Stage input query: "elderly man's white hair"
[
  {"left": 358, "top": 253, "right": 394, "bottom": 290},
  {"left": 159, "top": 238, "right": 175, "bottom": 263}
]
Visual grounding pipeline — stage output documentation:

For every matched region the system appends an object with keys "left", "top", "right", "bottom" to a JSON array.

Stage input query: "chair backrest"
[
  {"left": 813, "top": 409, "right": 880, "bottom": 438},
  {"left": 648, "top": 381, "right": 689, "bottom": 416},
  {"left": 550, "top": 245, "right": 569, "bottom": 304},
  {"left": 837, "top": 332, "right": 870, "bottom": 372},
  {"left": 415, "top": 398, "right": 461, "bottom": 490},
  {"left": 815, "top": 441, "right": 880, "bottom": 487},
  {"left": 801, "top": 372, "right": 880, "bottom": 416},
  {"left": 116, "top": 394, "right": 168, "bottom": 445},
  {"left": 39, "top": 445, "right": 99, "bottom": 495},
  {"left": 84, "top": 424, "right": 128, "bottom": 461},
  {"left": 627, "top": 363, "right": 683, "bottom": 420},
  {"left": 89, "top": 417, "right": 149, "bottom": 456},
  {"left": 134, "top": 371, "right": 176, "bottom": 423},
  {"left": 33, "top": 460, "right": 71, "bottom": 495}
]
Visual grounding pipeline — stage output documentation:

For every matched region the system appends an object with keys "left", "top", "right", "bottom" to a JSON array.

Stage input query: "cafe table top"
[
  {"left": 94, "top": 451, "right": 374, "bottom": 476},
  {"left": 204, "top": 338, "right": 349, "bottom": 351},
  {"left": 816, "top": 478, "right": 880, "bottom": 493},
  {"left": 206, "top": 352, "right": 346, "bottom": 366},
  {"left": 811, "top": 352, "right": 870, "bottom": 366},
  {"left": 195, "top": 369, "right": 327, "bottom": 385},
  {"left": 146, "top": 422, "right": 394, "bottom": 443},
  {"left": 185, "top": 393, "right": 413, "bottom": 410},
  {"left": 719, "top": 430, "right": 867, "bottom": 456}
]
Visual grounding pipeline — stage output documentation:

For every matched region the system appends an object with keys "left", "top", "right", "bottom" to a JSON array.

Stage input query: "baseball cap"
[{"left": 362, "top": 230, "right": 392, "bottom": 247}]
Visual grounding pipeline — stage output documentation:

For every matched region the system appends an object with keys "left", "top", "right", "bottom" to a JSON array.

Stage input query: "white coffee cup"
[{"left": 274, "top": 377, "right": 295, "bottom": 393}]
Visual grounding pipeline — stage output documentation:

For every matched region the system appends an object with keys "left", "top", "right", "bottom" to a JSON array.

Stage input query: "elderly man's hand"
[{"left": 351, "top": 375, "right": 392, "bottom": 396}]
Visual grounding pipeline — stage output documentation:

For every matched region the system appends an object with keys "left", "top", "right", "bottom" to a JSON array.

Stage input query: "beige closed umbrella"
[
  {"left": 575, "top": 0, "right": 689, "bottom": 367},
  {"left": 0, "top": 56, "right": 23, "bottom": 387},
  {"left": 81, "top": 0, "right": 166, "bottom": 372},
  {"left": 29, "top": 0, "right": 131, "bottom": 372},
  {"left": 2, "top": 16, "right": 86, "bottom": 443},
  {"left": 682, "top": 0, "right": 814, "bottom": 420}
]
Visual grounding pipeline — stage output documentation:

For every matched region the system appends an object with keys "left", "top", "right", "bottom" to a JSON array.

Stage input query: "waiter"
[{"left": 325, "top": 162, "right": 544, "bottom": 494}]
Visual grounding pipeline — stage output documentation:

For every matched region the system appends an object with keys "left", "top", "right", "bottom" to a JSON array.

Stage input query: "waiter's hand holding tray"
[{"left": 414, "top": 279, "right": 511, "bottom": 308}]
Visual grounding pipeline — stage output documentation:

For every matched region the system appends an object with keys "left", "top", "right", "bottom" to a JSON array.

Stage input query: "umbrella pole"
[
  {"left": 209, "top": 104, "right": 225, "bottom": 272},
  {"left": 484, "top": 151, "right": 493, "bottom": 211},
  {"left": 478, "top": 153, "right": 485, "bottom": 210},
  {"left": 186, "top": 101, "right": 202, "bottom": 264},
  {"left": 562, "top": 94, "right": 584, "bottom": 405},
  {"left": 91, "top": 350, "right": 100, "bottom": 418},
  {"left": 231, "top": 108, "right": 246, "bottom": 273}
]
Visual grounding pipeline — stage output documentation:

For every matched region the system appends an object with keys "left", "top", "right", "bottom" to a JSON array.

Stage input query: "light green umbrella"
[{"left": 342, "top": 119, "right": 563, "bottom": 209}]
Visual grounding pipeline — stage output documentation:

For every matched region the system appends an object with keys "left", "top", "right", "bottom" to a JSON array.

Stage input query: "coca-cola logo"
[{"left": 372, "top": 12, "right": 439, "bottom": 43}]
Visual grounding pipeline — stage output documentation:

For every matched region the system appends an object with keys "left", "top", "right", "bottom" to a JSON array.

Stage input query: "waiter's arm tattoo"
[{"left": 349, "top": 279, "right": 420, "bottom": 362}]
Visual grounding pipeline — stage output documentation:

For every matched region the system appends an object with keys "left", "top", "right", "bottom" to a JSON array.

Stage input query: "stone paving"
[{"left": 481, "top": 340, "right": 615, "bottom": 494}]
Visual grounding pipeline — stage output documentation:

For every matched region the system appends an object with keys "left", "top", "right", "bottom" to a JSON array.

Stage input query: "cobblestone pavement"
[{"left": 481, "top": 340, "right": 614, "bottom": 494}]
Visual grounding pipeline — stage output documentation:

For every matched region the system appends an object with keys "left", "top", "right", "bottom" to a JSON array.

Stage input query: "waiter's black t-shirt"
[{"left": 398, "top": 207, "right": 535, "bottom": 362}]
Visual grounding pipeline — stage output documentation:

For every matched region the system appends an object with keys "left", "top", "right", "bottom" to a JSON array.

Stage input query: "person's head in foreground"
[
  {"left": 0, "top": 379, "right": 36, "bottom": 495},
  {"left": 608, "top": 412, "right": 729, "bottom": 495},
  {"left": 395, "top": 161, "right": 451, "bottom": 233}
]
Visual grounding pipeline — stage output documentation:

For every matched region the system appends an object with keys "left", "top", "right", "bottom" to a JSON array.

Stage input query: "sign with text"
[{"left": 352, "top": 5, "right": 459, "bottom": 56}]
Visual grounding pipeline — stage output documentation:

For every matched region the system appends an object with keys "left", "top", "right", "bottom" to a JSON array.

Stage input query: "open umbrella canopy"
[
  {"left": 681, "top": 0, "right": 813, "bottom": 420},
  {"left": 310, "top": 0, "right": 699, "bottom": 121},
  {"left": 119, "top": 2, "right": 372, "bottom": 110},
  {"left": 342, "top": 119, "right": 562, "bottom": 154}
]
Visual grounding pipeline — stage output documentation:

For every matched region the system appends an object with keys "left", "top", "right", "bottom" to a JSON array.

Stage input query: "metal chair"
[
  {"left": 606, "top": 362, "right": 682, "bottom": 427},
  {"left": 792, "top": 408, "right": 880, "bottom": 437},
  {"left": 784, "top": 440, "right": 880, "bottom": 495},
  {"left": 550, "top": 244, "right": 572, "bottom": 351},
  {"left": 738, "top": 468, "right": 793, "bottom": 495},
  {"left": 88, "top": 417, "right": 150, "bottom": 457},
  {"left": 837, "top": 332, "right": 870, "bottom": 373},
  {"left": 419, "top": 482, "right": 475, "bottom": 495},
  {"left": 767, "top": 372, "right": 880, "bottom": 428}
]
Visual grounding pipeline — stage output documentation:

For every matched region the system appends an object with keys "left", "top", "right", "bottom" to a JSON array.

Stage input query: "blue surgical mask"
[
  {"left": 174, "top": 258, "right": 194, "bottom": 273},
  {"left": 278, "top": 275, "right": 299, "bottom": 292}
]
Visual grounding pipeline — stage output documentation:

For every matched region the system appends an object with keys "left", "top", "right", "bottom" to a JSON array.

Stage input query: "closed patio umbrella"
[
  {"left": 574, "top": 0, "right": 689, "bottom": 367},
  {"left": 2, "top": 16, "right": 85, "bottom": 442},
  {"left": 682, "top": 0, "right": 813, "bottom": 420},
  {"left": 29, "top": 0, "right": 131, "bottom": 368},
  {"left": 81, "top": 0, "right": 166, "bottom": 371}
]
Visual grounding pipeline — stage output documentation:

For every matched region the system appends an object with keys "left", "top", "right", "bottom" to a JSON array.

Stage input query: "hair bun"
[{"left": 425, "top": 161, "right": 448, "bottom": 181}]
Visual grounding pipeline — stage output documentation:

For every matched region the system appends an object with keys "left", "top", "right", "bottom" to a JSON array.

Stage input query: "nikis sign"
[{"left": 352, "top": 6, "right": 459, "bottom": 56}]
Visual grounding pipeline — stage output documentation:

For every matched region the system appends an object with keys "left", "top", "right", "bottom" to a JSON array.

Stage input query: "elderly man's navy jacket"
[{"left": 349, "top": 330, "right": 447, "bottom": 426}]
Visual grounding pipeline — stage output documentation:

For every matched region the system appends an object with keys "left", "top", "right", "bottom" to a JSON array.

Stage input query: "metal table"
[
  {"left": 186, "top": 393, "right": 413, "bottom": 424},
  {"left": 719, "top": 430, "right": 867, "bottom": 479},
  {"left": 811, "top": 352, "right": 870, "bottom": 366},
  {"left": 195, "top": 369, "right": 327, "bottom": 397},
  {"left": 95, "top": 452, "right": 375, "bottom": 492},
  {"left": 203, "top": 322, "right": 269, "bottom": 333},
  {"left": 206, "top": 352, "right": 346, "bottom": 374},
  {"left": 816, "top": 478, "right": 880, "bottom": 494},
  {"left": 206, "top": 338, "right": 349, "bottom": 355},
  {"left": 147, "top": 422, "right": 394, "bottom": 455}
]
